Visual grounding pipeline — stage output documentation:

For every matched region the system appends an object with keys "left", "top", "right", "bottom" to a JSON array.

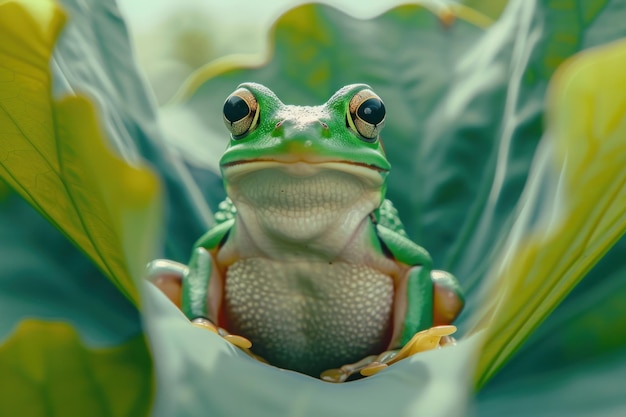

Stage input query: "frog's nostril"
[
  {"left": 275, "top": 121, "right": 284, "bottom": 129},
  {"left": 319, "top": 121, "right": 329, "bottom": 129}
]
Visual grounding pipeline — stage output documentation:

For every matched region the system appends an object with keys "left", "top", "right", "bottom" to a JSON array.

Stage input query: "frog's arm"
[
  {"left": 181, "top": 219, "right": 233, "bottom": 322},
  {"left": 375, "top": 202, "right": 464, "bottom": 346},
  {"left": 376, "top": 224, "right": 435, "bottom": 346},
  {"left": 375, "top": 199, "right": 410, "bottom": 238}
]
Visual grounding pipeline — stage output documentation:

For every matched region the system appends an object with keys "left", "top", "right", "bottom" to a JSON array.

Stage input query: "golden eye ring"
[
  {"left": 223, "top": 88, "right": 260, "bottom": 138},
  {"left": 347, "top": 89, "right": 385, "bottom": 141}
]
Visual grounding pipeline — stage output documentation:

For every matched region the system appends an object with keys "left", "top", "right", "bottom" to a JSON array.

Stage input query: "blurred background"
[{"left": 118, "top": 0, "right": 463, "bottom": 104}]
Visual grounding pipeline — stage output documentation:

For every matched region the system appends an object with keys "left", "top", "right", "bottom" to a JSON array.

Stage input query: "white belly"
[{"left": 224, "top": 258, "right": 394, "bottom": 376}]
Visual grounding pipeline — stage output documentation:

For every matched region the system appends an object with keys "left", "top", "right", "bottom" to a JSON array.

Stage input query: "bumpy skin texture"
[
  {"left": 177, "top": 83, "right": 464, "bottom": 377},
  {"left": 226, "top": 259, "right": 394, "bottom": 375}
]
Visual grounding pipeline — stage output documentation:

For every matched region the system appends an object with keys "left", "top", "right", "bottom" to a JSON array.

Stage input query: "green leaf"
[
  {"left": 460, "top": 0, "right": 509, "bottom": 20},
  {"left": 427, "top": 0, "right": 626, "bottom": 307},
  {"left": 0, "top": 0, "right": 162, "bottom": 304},
  {"left": 0, "top": 192, "right": 143, "bottom": 346},
  {"left": 52, "top": 0, "right": 218, "bottom": 261},
  {"left": 474, "top": 37, "right": 626, "bottom": 388},
  {"left": 477, "top": 241, "right": 626, "bottom": 416},
  {"left": 498, "top": 238, "right": 626, "bottom": 377},
  {"left": 144, "top": 284, "right": 478, "bottom": 417},
  {"left": 0, "top": 320, "right": 152, "bottom": 417},
  {"left": 476, "top": 346, "right": 626, "bottom": 416},
  {"left": 0, "top": 3, "right": 157, "bottom": 414}
]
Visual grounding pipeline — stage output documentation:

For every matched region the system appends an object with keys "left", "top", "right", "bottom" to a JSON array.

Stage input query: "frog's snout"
[{"left": 273, "top": 118, "right": 331, "bottom": 144}]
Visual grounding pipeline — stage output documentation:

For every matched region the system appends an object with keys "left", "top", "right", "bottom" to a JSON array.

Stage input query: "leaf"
[
  {"left": 476, "top": 346, "right": 626, "bottom": 417},
  {"left": 0, "top": 179, "right": 9, "bottom": 200},
  {"left": 496, "top": 238, "right": 626, "bottom": 377},
  {"left": 0, "top": 320, "right": 152, "bottom": 417},
  {"left": 143, "top": 283, "right": 478, "bottom": 417},
  {"left": 55, "top": 96, "right": 163, "bottom": 290},
  {"left": 474, "top": 37, "right": 626, "bottom": 388},
  {"left": 460, "top": 0, "right": 509, "bottom": 19},
  {"left": 0, "top": 2, "right": 158, "bottom": 414},
  {"left": 429, "top": 0, "right": 626, "bottom": 309},
  {"left": 0, "top": 0, "right": 161, "bottom": 304},
  {"left": 52, "top": 0, "right": 218, "bottom": 261},
  {"left": 0, "top": 192, "right": 143, "bottom": 347}
]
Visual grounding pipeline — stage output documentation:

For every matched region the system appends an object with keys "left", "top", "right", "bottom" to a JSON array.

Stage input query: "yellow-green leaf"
[
  {"left": 0, "top": 320, "right": 152, "bottom": 417},
  {"left": 474, "top": 38, "right": 626, "bottom": 388},
  {"left": 0, "top": 0, "right": 162, "bottom": 304},
  {"left": 460, "top": 0, "right": 507, "bottom": 21}
]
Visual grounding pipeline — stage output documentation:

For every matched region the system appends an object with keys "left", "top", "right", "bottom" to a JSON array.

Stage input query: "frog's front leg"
[
  {"left": 375, "top": 225, "right": 464, "bottom": 344},
  {"left": 390, "top": 265, "right": 463, "bottom": 355},
  {"left": 181, "top": 247, "right": 253, "bottom": 351},
  {"left": 146, "top": 250, "right": 254, "bottom": 352}
]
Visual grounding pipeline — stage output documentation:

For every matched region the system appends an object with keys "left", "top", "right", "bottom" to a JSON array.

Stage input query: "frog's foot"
[
  {"left": 320, "top": 325, "right": 457, "bottom": 383},
  {"left": 190, "top": 317, "right": 267, "bottom": 363}
]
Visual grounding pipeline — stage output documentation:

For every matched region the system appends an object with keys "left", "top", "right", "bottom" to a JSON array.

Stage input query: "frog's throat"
[{"left": 221, "top": 161, "right": 385, "bottom": 250}]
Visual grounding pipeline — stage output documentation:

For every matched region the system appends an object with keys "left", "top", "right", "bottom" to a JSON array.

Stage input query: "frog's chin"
[{"left": 223, "top": 161, "right": 384, "bottom": 244}]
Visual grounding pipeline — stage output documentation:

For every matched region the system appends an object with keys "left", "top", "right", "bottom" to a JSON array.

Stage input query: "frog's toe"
[
  {"left": 320, "top": 368, "right": 350, "bottom": 383},
  {"left": 223, "top": 334, "right": 253, "bottom": 349},
  {"left": 191, "top": 317, "right": 259, "bottom": 358},
  {"left": 215, "top": 327, "right": 253, "bottom": 350},
  {"left": 320, "top": 355, "right": 380, "bottom": 383},
  {"left": 360, "top": 362, "right": 388, "bottom": 376},
  {"left": 396, "top": 325, "right": 457, "bottom": 360},
  {"left": 191, "top": 317, "right": 219, "bottom": 334}
]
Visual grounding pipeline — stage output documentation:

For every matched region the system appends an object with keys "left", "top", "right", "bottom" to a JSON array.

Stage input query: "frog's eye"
[
  {"left": 223, "top": 88, "right": 260, "bottom": 137},
  {"left": 347, "top": 89, "right": 385, "bottom": 141}
]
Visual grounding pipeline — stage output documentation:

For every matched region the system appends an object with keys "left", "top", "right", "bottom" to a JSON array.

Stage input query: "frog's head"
[{"left": 219, "top": 83, "right": 390, "bottom": 243}]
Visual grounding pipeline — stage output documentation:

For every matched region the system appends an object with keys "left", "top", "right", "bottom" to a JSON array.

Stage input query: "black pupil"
[
  {"left": 223, "top": 95, "right": 250, "bottom": 123},
  {"left": 357, "top": 98, "right": 385, "bottom": 125}
]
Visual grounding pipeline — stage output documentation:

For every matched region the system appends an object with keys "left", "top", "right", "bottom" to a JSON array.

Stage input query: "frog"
[{"left": 147, "top": 83, "right": 464, "bottom": 382}]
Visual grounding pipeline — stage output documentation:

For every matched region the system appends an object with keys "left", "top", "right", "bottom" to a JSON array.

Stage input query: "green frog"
[{"left": 147, "top": 83, "right": 464, "bottom": 382}]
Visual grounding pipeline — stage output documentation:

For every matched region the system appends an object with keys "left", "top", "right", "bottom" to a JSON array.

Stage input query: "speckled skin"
[{"left": 225, "top": 259, "right": 393, "bottom": 376}]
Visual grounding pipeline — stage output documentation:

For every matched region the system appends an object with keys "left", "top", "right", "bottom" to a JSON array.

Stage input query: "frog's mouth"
[{"left": 222, "top": 160, "right": 387, "bottom": 188}]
